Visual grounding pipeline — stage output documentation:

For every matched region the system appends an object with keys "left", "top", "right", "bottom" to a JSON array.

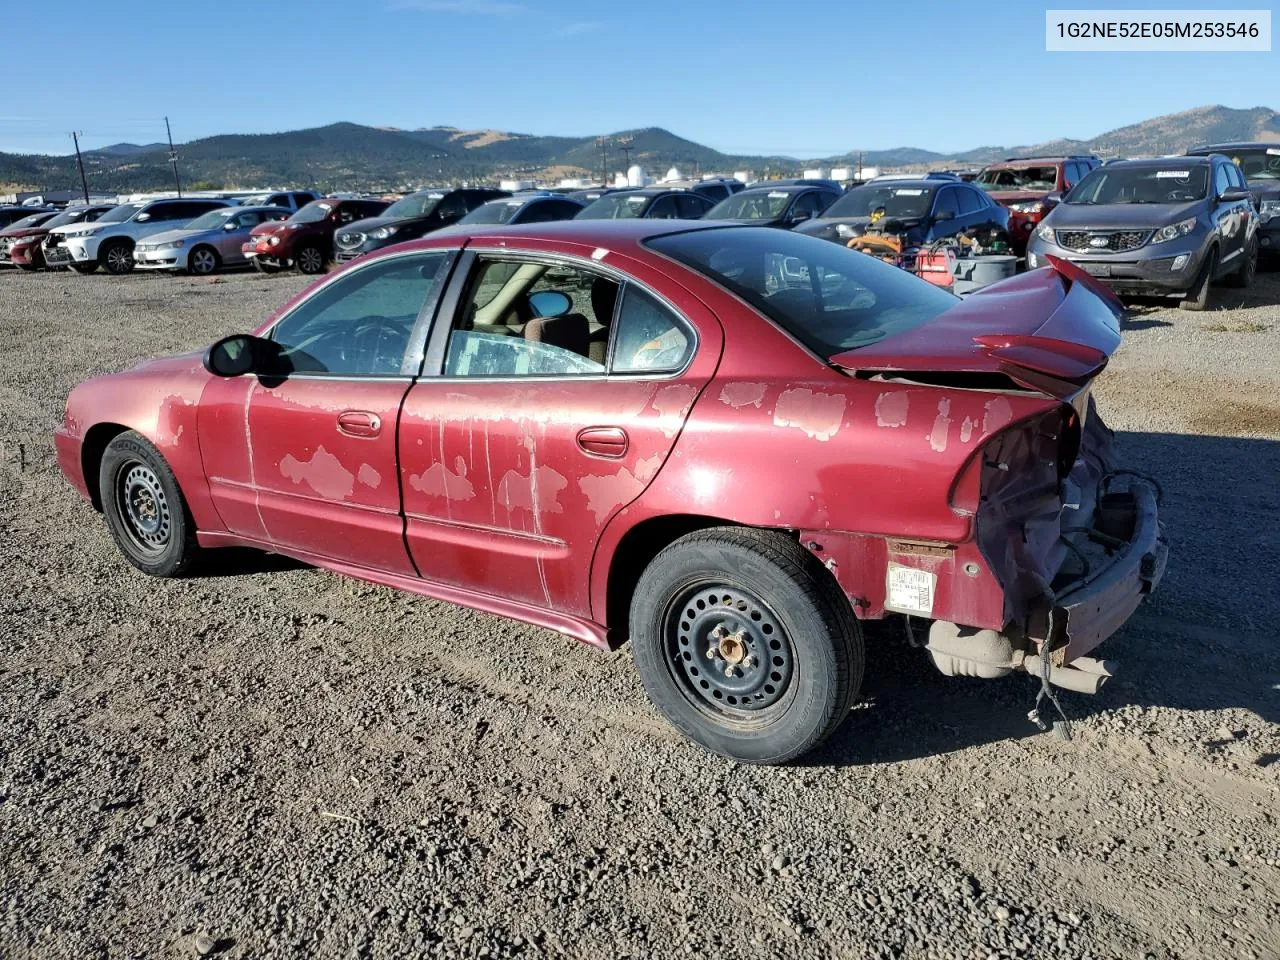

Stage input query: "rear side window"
[{"left": 612, "top": 285, "right": 694, "bottom": 373}]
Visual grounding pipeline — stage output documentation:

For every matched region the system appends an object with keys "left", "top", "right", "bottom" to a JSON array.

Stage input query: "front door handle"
[
  {"left": 577, "top": 426, "right": 628, "bottom": 458},
  {"left": 337, "top": 410, "right": 381, "bottom": 438}
]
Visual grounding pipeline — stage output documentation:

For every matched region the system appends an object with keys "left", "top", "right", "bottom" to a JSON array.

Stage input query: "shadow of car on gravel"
[{"left": 807, "top": 430, "right": 1280, "bottom": 767}]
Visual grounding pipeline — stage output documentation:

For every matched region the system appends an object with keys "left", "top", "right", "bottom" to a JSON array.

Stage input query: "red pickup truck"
[{"left": 243, "top": 198, "right": 389, "bottom": 274}]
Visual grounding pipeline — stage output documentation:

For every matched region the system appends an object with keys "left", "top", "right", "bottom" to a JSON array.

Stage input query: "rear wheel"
[
  {"left": 296, "top": 243, "right": 326, "bottom": 274},
  {"left": 101, "top": 240, "right": 135, "bottom": 275},
  {"left": 188, "top": 245, "right": 220, "bottom": 276},
  {"left": 1179, "top": 247, "right": 1217, "bottom": 311},
  {"left": 1223, "top": 237, "right": 1258, "bottom": 289},
  {"left": 630, "top": 528, "right": 862, "bottom": 764},
  {"left": 99, "top": 431, "right": 200, "bottom": 577}
]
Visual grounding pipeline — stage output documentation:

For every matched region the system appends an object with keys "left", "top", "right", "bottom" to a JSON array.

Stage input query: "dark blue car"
[{"left": 794, "top": 178, "right": 1009, "bottom": 248}]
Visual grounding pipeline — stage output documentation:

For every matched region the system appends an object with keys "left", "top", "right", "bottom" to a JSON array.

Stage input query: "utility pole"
[
  {"left": 70, "top": 132, "right": 90, "bottom": 203},
  {"left": 618, "top": 135, "right": 634, "bottom": 172},
  {"left": 164, "top": 116, "right": 182, "bottom": 197},
  {"left": 596, "top": 136, "right": 609, "bottom": 186}
]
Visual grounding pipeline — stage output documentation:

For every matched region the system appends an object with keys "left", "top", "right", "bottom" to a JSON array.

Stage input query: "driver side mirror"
[
  {"left": 203, "top": 333, "right": 273, "bottom": 377},
  {"left": 1220, "top": 188, "right": 1251, "bottom": 203},
  {"left": 1045, "top": 191, "right": 1064, "bottom": 205},
  {"left": 223, "top": 221, "right": 239, "bottom": 231},
  {"left": 135, "top": 212, "right": 151, "bottom": 222}
]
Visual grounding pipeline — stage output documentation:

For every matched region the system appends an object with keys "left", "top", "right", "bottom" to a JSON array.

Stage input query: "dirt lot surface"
[{"left": 1, "top": 266, "right": 1278, "bottom": 960}]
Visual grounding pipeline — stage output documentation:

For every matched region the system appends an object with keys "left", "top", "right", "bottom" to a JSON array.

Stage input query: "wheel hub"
[
  {"left": 667, "top": 585, "right": 794, "bottom": 713},
  {"left": 119, "top": 463, "right": 171, "bottom": 551}
]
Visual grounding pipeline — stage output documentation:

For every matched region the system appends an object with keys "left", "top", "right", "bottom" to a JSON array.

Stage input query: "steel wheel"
[
  {"left": 189, "top": 247, "right": 219, "bottom": 275},
  {"left": 296, "top": 245, "right": 325, "bottom": 273},
  {"left": 114, "top": 460, "right": 172, "bottom": 556},
  {"left": 665, "top": 582, "right": 796, "bottom": 720}
]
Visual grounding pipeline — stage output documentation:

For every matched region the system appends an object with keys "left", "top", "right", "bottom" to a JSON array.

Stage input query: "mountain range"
[{"left": 2, "top": 105, "right": 1277, "bottom": 195}]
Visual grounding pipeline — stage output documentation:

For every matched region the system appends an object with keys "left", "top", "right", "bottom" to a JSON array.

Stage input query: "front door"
[
  {"left": 198, "top": 248, "right": 454, "bottom": 574},
  {"left": 398, "top": 248, "right": 720, "bottom": 616}
]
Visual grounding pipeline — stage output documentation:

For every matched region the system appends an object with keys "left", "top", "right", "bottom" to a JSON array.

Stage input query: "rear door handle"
[
  {"left": 337, "top": 410, "right": 381, "bottom": 438},
  {"left": 576, "top": 426, "right": 628, "bottom": 458}
]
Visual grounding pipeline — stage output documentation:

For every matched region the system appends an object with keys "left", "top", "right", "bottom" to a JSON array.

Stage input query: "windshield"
[
  {"left": 98, "top": 203, "right": 143, "bottom": 224},
  {"left": 647, "top": 228, "right": 957, "bottom": 356},
  {"left": 44, "top": 207, "right": 103, "bottom": 229},
  {"left": 576, "top": 193, "right": 653, "bottom": 219},
  {"left": 1068, "top": 166, "right": 1208, "bottom": 204},
  {"left": 1222, "top": 148, "right": 1280, "bottom": 181},
  {"left": 976, "top": 165, "right": 1058, "bottom": 192},
  {"left": 459, "top": 199, "right": 524, "bottom": 225},
  {"left": 383, "top": 191, "right": 445, "bottom": 219},
  {"left": 821, "top": 184, "right": 935, "bottom": 220},
  {"left": 705, "top": 191, "right": 794, "bottom": 221},
  {"left": 290, "top": 201, "right": 334, "bottom": 223},
  {"left": 185, "top": 209, "right": 238, "bottom": 231},
  {"left": 7, "top": 212, "right": 55, "bottom": 230}
]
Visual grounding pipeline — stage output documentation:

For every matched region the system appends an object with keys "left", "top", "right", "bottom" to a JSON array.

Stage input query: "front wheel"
[
  {"left": 99, "top": 431, "right": 201, "bottom": 577},
  {"left": 188, "top": 245, "right": 221, "bottom": 276},
  {"left": 295, "top": 244, "right": 326, "bottom": 274},
  {"left": 630, "top": 528, "right": 863, "bottom": 764},
  {"left": 101, "top": 240, "right": 135, "bottom": 275}
]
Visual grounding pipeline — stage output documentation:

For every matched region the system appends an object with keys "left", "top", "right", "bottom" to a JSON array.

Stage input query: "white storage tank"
[
  {"left": 627, "top": 165, "right": 649, "bottom": 187},
  {"left": 803, "top": 168, "right": 829, "bottom": 180}
]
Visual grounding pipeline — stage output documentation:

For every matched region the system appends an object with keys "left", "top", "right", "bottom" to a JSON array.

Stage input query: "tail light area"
[{"left": 968, "top": 403, "right": 1085, "bottom": 632}]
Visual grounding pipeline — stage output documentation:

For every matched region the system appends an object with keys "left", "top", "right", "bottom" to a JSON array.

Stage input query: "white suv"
[{"left": 60, "top": 198, "right": 232, "bottom": 274}]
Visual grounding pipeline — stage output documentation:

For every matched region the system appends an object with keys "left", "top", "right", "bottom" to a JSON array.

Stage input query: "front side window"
[
  {"left": 1213, "top": 164, "right": 1233, "bottom": 198},
  {"left": 932, "top": 188, "right": 959, "bottom": 218},
  {"left": 647, "top": 196, "right": 680, "bottom": 219},
  {"left": 647, "top": 227, "right": 956, "bottom": 358},
  {"left": 269, "top": 252, "right": 449, "bottom": 376}
]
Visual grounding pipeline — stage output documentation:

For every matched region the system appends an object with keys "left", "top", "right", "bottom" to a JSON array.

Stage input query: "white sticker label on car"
[
  {"left": 768, "top": 191, "right": 789, "bottom": 199},
  {"left": 1267, "top": 148, "right": 1280, "bottom": 156},
  {"left": 895, "top": 189, "right": 924, "bottom": 196},
  {"left": 1155, "top": 171, "right": 1191, "bottom": 178},
  {"left": 886, "top": 563, "right": 936, "bottom": 616}
]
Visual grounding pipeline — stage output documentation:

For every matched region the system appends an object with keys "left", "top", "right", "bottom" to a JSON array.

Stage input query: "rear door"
[
  {"left": 397, "top": 245, "right": 722, "bottom": 616},
  {"left": 197, "top": 249, "right": 455, "bottom": 572}
]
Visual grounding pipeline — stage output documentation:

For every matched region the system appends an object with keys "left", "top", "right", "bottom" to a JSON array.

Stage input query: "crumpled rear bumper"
[{"left": 1045, "top": 481, "right": 1167, "bottom": 664}]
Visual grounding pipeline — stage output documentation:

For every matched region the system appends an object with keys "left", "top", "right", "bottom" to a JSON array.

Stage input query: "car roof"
[
  {"left": 736, "top": 184, "right": 809, "bottom": 195},
  {"left": 401, "top": 217, "right": 732, "bottom": 252},
  {"left": 1186, "top": 142, "right": 1280, "bottom": 156},
  {"left": 855, "top": 179, "right": 941, "bottom": 190},
  {"left": 1105, "top": 155, "right": 1214, "bottom": 168}
]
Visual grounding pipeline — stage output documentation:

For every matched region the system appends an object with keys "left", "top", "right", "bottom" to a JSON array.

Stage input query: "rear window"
[{"left": 647, "top": 228, "right": 957, "bottom": 357}]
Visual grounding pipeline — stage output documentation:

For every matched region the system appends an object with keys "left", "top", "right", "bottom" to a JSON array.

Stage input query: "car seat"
[{"left": 524, "top": 312, "right": 591, "bottom": 359}]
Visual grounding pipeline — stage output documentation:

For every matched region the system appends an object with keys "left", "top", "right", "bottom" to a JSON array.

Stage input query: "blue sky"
[{"left": 2, "top": 0, "right": 1275, "bottom": 158}]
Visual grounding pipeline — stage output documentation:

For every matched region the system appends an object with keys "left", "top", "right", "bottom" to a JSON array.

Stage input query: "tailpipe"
[{"left": 926, "top": 620, "right": 1116, "bottom": 694}]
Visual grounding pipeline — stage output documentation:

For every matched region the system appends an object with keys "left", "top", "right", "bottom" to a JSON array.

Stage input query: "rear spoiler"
[{"left": 828, "top": 258, "right": 1122, "bottom": 403}]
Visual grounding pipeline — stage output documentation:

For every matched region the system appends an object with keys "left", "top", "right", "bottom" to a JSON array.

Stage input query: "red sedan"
[{"left": 55, "top": 220, "right": 1166, "bottom": 763}]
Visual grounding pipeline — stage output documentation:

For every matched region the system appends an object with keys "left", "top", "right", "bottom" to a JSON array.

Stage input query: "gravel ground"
[{"left": 1, "top": 265, "right": 1278, "bottom": 960}]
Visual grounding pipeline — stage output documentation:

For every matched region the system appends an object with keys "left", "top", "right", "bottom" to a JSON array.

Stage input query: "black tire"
[
  {"left": 630, "top": 527, "right": 863, "bottom": 764},
  {"left": 295, "top": 243, "right": 326, "bottom": 274},
  {"left": 1222, "top": 237, "right": 1258, "bottom": 289},
  {"left": 100, "top": 239, "right": 135, "bottom": 275},
  {"left": 188, "top": 245, "right": 221, "bottom": 276},
  {"left": 70, "top": 261, "right": 98, "bottom": 274},
  {"left": 1178, "top": 247, "right": 1216, "bottom": 311},
  {"left": 99, "top": 431, "right": 200, "bottom": 577}
]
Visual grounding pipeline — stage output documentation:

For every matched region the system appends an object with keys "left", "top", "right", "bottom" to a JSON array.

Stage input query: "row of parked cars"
[{"left": 4, "top": 142, "right": 1277, "bottom": 309}]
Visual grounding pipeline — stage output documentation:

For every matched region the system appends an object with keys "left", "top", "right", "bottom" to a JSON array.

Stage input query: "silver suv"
[{"left": 60, "top": 198, "right": 232, "bottom": 274}]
